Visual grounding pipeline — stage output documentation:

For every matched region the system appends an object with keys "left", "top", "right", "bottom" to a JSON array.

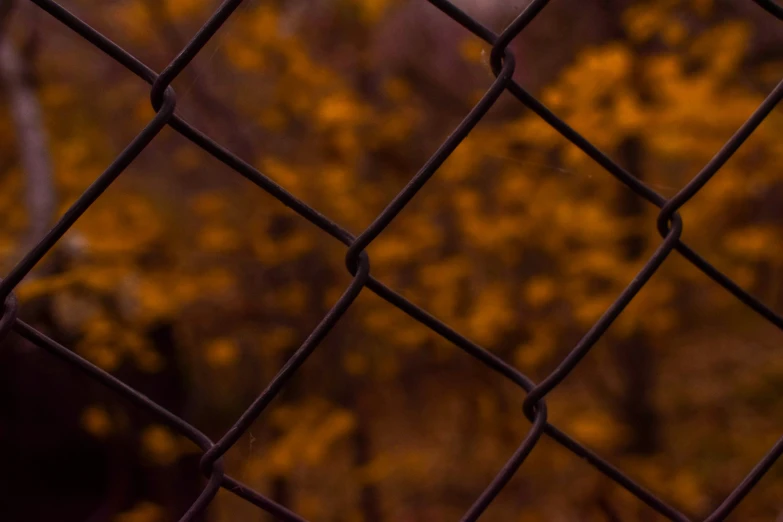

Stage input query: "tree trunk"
[
  {"left": 612, "top": 136, "right": 660, "bottom": 457},
  {"left": 351, "top": 384, "right": 382, "bottom": 522},
  {"left": 0, "top": 12, "right": 56, "bottom": 262}
]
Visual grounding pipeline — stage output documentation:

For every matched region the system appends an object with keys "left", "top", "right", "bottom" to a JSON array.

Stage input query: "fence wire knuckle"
[{"left": 4, "top": 0, "right": 782, "bottom": 520}]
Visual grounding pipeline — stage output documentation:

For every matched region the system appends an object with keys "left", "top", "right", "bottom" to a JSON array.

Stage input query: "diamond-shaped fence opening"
[{"left": 1, "top": 0, "right": 782, "bottom": 521}]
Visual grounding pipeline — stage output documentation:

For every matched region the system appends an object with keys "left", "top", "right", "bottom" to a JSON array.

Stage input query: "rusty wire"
[{"left": 2, "top": 0, "right": 783, "bottom": 520}]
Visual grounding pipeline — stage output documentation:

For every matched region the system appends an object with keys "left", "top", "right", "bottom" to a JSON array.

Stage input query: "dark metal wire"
[{"left": 2, "top": 0, "right": 781, "bottom": 520}]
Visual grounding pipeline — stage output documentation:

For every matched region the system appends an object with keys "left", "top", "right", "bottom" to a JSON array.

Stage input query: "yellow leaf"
[
  {"left": 115, "top": 502, "right": 164, "bottom": 522},
  {"left": 724, "top": 226, "right": 780, "bottom": 261},
  {"left": 567, "top": 411, "right": 623, "bottom": 449},
  {"left": 82, "top": 345, "right": 121, "bottom": 372},
  {"left": 668, "top": 472, "right": 707, "bottom": 513},
  {"left": 140, "top": 425, "right": 180, "bottom": 466},
  {"left": 525, "top": 277, "right": 557, "bottom": 307},
  {"left": 352, "top": 0, "right": 391, "bottom": 23},
  {"left": 134, "top": 349, "right": 165, "bottom": 374},
  {"left": 382, "top": 77, "right": 411, "bottom": 101},
  {"left": 191, "top": 193, "right": 228, "bottom": 216},
  {"left": 198, "top": 225, "right": 240, "bottom": 252},
  {"left": 81, "top": 406, "right": 112, "bottom": 438},
  {"left": 315, "top": 94, "right": 366, "bottom": 128},
  {"left": 205, "top": 338, "right": 240, "bottom": 367},
  {"left": 165, "top": 0, "right": 209, "bottom": 20},
  {"left": 343, "top": 351, "right": 368, "bottom": 376},
  {"left": 459, "top": 39, "right": 487, "bottom": 64},
  {"left": 662, "top": 20, "right": 687, "bottom": 46},
  {"left": 262, "top": 326, "right": 296, "bottom": 355},
  {"left": 691, "top": 0, "right": 713, "bottom": 16}
]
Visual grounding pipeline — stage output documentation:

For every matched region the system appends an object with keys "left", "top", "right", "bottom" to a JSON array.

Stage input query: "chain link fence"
[{"left": 2, "top": 0, "right": 783, "bottom": 520}]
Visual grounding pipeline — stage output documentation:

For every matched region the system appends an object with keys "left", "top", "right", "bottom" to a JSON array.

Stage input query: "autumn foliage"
[{"left": 1, "top": 0, "right": 783, "bottom": 521}]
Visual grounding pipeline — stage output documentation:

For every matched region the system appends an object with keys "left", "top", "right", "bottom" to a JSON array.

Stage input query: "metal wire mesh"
[{"left": 2, "top": 0, "right": 783, "bottom": 520}]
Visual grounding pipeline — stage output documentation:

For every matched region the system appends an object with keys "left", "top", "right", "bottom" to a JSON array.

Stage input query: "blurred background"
[{"left": 1, "top": 0, "right": 783, "bottom": 520}]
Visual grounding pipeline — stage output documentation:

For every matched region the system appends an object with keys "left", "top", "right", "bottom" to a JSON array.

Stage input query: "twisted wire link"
[{"left": 1, "top": 0, "right": 780, "bottom": 520}]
